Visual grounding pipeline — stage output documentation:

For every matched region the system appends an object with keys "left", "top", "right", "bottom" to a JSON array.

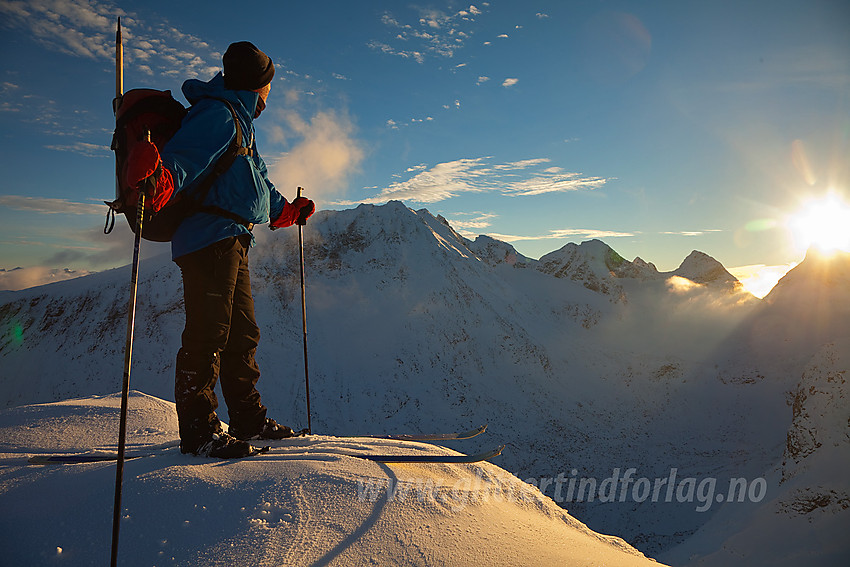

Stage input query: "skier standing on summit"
[{"left": 125, "top": 42, "right": 315, "bottom": 458}]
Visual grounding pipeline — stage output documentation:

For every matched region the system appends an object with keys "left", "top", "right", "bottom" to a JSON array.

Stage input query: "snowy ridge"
[
  {"left": 1, "top": 201, "right": 848, "bottom": 565},
  {"left": 0, "top": 392, "right": 661, "bottom": 566}
]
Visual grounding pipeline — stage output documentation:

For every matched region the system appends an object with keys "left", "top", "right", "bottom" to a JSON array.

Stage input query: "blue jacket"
[{"left": 161, "top": 73, "right": 287, "bottom": 259}]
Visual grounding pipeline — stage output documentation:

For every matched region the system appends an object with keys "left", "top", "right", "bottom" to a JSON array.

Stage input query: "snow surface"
[
  {"left": 1, "top": 201, "right": 848, "bottom": 565},
  {"left": 0, "top": 391, "right": 662, "bottom": 566}
]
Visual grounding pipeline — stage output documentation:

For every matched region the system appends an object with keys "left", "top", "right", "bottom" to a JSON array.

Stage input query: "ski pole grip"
[{"left": 137, "top": 128, "right": 155, "bottom": 197}]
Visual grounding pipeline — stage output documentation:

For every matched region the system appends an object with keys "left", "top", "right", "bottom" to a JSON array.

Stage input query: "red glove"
[
  {"left": 271, "top": 197, "right": 315, "bottom": 228},
  {"left": 126, "top": 141, "right": 161, "bottom": 187},
  {"left": 147, "top": 168, "right": 174, "bottom": 212},
  {"left": 294, "top": 197, "right": 315, "bottom": 225},
  {"left": 125, "top": 141, "right": 174, "bottom": 212}
]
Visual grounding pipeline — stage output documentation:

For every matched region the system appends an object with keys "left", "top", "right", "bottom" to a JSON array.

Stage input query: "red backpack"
[{"left": 105, "top": 88, "right": 247, "bottom": 242}]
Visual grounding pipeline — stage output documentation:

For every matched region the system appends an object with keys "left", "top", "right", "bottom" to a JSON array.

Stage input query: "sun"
[{"left": 788, "top": 193, "right": 850, "bottom": 255}]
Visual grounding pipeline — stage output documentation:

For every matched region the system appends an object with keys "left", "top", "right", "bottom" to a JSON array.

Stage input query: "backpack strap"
[{"left": 188, "top": 99, "right": 254, "bottom": 228}]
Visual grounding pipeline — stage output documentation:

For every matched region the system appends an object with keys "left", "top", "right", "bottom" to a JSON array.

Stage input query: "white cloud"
[
  {"left": 335, "top": 157, "right": 609, "bottom": 205},
  {"left": 0, "top": 196, "right": 104, "bottom": 215},
  {"left": 502, "top": 78, "right": 519, "bottom": 87},
  {"left": 660, "top": 229, "right": 723, "bottom": 236},
  {"left": 0, "top": 0, "right": 222, "bottom": 148},
  {"left": 44, "top": 142, "right": 111, "bottom": 157},
  {"left": 0, "top": 266, "right": 93, "bottom": 291},
  {"left": 353, "top": 158, "right": 490, "bottom": 204},
  {"left": 370, "top": 4, "right": 487, "bottom": 63},
  {"left": 447, "top": 212, "right": 498, "bottom": 231},
  {"left": 367, "top": 40, "right": 425, "bottom": 64},
  {"left": 486, "top": 228, "right": 634, "bottom": 243},
  {"left": 493, "top": 158, "right": 550, "bottom": 170},
  {"left": 0, "top": 0, "right": 221, "bottom": 79},
  {"left": 267, "top": 109, "right": 366, "bottom": 202},
  {"left": 501, "top": 171, "right": 607, "bottom": 197},
  {"left": 476, "top": 76, "right": 490, "bottom": 85}
]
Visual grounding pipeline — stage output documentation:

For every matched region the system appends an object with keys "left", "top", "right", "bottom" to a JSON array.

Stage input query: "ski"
[
  {"left": 29, "top": 453, "right": 155, "bottom": 464},
  {"left": 27, "top": 445, "right": 268, "bottom": 464},
  {"left": 340, "top": 424, "right": 487, "bottom": 442},
  {"left": 27, "top": 424, "right": 489, "bottom": 465},
  {"left": 29, "top": 442, "right": 179, "bottom": 464},
  {"left": 352, "top": 444, "right": 504, "bottom": 464},
  {"left": 28, "top": 444, "right": 504, "bottom": 465}
]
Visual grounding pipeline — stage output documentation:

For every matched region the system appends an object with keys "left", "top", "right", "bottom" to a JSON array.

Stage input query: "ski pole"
[
  {"left": 112, "top": 183, "right": 144, "bottom": 567},
  {"left": 110, "top": 17, "right": 134, "bottom": 567},
  {"left": 297, "top": 186, "right": 312, "bottom": 434}
]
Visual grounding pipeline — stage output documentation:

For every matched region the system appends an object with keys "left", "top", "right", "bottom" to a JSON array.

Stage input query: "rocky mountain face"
[
  {"left": 1, "top": 201, "right": 847, "bottom": 565},
  {"left": 664, "top": 338, "right": 850, "bottom": 566}
]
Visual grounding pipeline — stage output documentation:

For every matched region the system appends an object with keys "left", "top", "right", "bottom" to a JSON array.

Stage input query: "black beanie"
[{"left": 223, "top": 41, "right": 275, "bottom": 91}]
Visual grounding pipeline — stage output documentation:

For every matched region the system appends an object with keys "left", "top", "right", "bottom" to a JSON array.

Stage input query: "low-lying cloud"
[
  {"left": 266, "top": 109, "right": 366, "bottom": 202},
  {"left": 0, "top": 223, "right": 169, "bottom": 291},
  {"left": 0, "top": 266, "right": 93, "bottom": 291}
]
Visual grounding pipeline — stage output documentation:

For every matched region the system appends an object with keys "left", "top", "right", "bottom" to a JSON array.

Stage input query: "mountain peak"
[
  {"left": 672, "top": 250, "right": 738, "bottom": 286},
  {"left": 537, "top": 239, "right": 628, "bottom": 299},
  {"left": 468, "top": 235, "right": 531, "bottom": 267},
  {"left": 766, "top": 248, "right": 850, "bottom": 302}
]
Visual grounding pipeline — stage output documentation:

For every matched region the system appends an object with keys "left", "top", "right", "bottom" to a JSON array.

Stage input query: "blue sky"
[{"left": 0, "top": 0, "right": 848, "bottom": 294}]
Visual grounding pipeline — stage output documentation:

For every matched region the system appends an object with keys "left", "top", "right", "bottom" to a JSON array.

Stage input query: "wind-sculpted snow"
[
  {"left": 0, "top": 201, "right": 848, "bottom": 564},
  {"left": 0, "top": 392, "right": 665, "bottom": 567}
]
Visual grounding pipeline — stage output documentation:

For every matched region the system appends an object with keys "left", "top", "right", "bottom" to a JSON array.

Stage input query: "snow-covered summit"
[
  {"left": 0, "top": 392, "right": 664, "bottom": 567},
  {"left": 537, "top": 239, "right": 631, "bottom": 299},
  {"left": 467, "top": 235, "right": 533, "bottom": 268},
  {"left": 671, "top": 250, "right": 740, "bottom": 288},
  {"left": 535, "top": 239, "right": 742, "bottom": 300}
]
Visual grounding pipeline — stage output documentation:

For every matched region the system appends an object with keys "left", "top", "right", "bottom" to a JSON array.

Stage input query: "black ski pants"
[{"left": 174, "top": 234, "right": 267, "bottom": 450}]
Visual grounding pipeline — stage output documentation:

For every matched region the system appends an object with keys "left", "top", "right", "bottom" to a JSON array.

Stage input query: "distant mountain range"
[{"left": 1, "top": 201, "right": 847, "bottom": 566}]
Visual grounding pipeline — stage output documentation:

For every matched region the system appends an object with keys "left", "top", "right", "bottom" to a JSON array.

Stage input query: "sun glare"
[{"left": 788, "top": 193, "right": 850, "bottom": 255}]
